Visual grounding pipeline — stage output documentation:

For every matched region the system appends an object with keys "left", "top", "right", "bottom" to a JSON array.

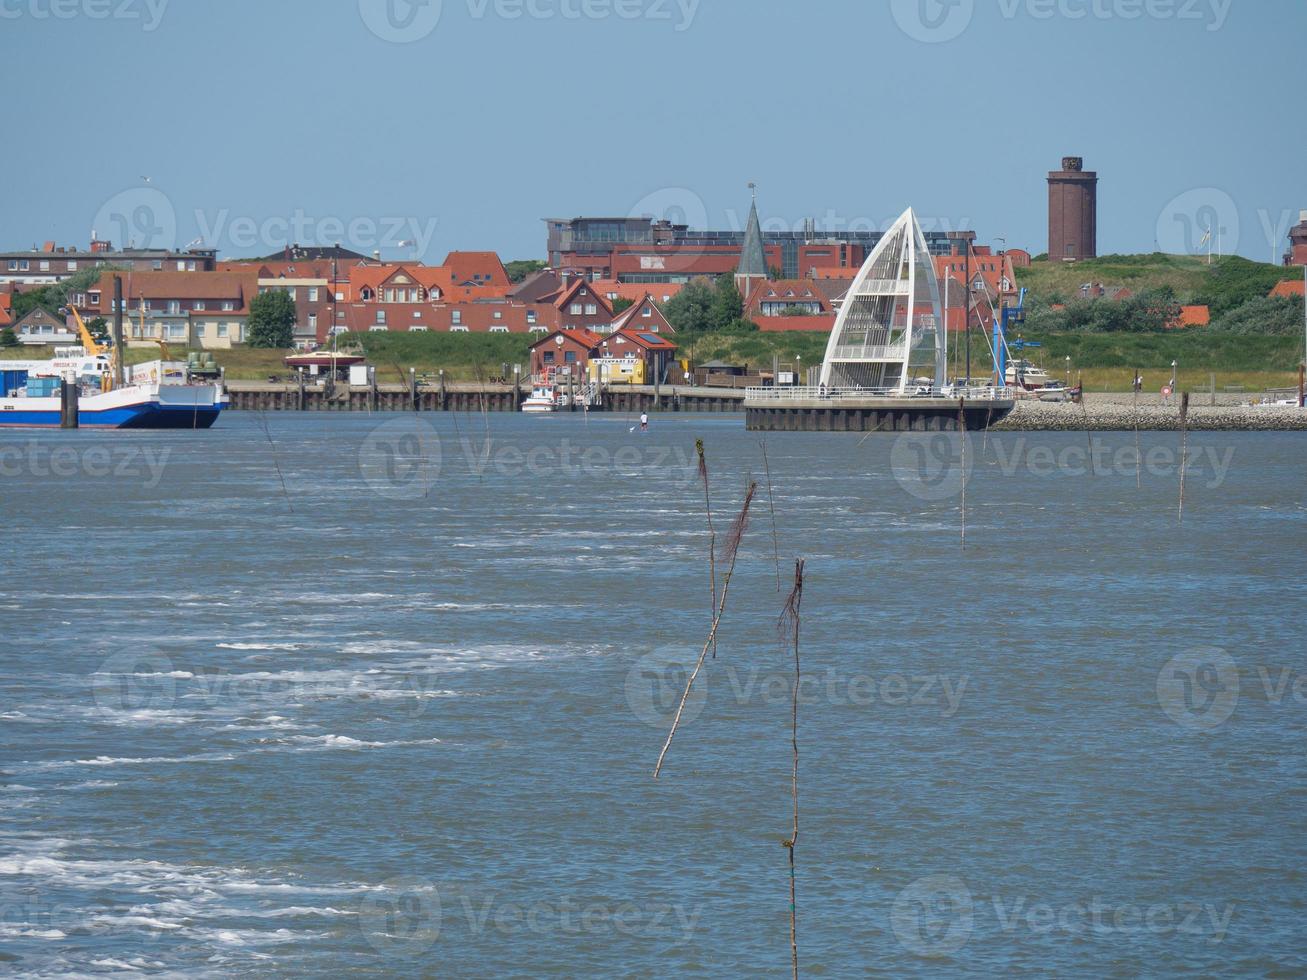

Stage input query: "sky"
[{"left": 0, "top": 0, "right": 1302, "bottom": 265}]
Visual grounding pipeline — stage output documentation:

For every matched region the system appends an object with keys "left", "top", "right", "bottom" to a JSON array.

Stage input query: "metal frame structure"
[{"left": 818, "top": 208, "right": 946, "bottom": 392}]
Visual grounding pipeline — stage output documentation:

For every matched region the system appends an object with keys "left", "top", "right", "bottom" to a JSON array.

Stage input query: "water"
[{"left": 1, "top": 412, "right": 1304, "bottom": 976}]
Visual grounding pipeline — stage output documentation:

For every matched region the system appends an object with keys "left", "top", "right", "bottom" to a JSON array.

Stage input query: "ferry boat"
[{"left": 0, "top": 348, "right": 226, "bottom": 429}]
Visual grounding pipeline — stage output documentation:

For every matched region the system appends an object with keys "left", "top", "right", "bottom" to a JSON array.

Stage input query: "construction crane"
[{"left": 67, "top": 305, "right": 107, "bottom": 357}]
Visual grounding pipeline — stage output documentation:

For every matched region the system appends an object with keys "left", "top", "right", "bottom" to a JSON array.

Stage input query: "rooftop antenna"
[{"left": 748, "top": 181, "right": 757, "bottom": 201}]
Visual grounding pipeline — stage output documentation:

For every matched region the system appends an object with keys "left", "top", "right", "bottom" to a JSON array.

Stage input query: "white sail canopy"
[{"left": 818, "top": 207, "right": 946, "bottom": 392}]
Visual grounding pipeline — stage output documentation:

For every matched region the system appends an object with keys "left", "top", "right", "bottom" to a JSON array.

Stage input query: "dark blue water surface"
[{"left": 1, "top": 412, "right": 1304, "bottom": 977}]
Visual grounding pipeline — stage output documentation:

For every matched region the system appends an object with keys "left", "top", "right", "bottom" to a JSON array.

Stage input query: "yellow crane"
[{"left": 67, "top": 305, "right": 106, "bottom": 357}]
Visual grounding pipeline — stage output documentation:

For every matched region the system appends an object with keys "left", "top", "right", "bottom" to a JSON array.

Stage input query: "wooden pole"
[{"left": 1178, "top": 391, "right": 1190, "bottom": 523}]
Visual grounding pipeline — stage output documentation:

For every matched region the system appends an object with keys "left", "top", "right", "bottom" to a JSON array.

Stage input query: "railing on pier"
[{"left": 743, "top": 384, "right": 1014, "bottom": 402}]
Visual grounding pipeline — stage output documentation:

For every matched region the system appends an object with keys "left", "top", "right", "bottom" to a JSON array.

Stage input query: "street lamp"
[
  {"left": 1171, "top": 360, "right": 1178, "bottom": 388},
  {"left": 795, "top": 354, "right": 802, "bottom": 386},
  {"left": 1065, "top": 355, "right": 1071, "bottom": 387}
]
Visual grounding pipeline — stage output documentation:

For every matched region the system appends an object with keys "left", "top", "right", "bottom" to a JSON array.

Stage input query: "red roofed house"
[
  {"left": 745, "top": 279, "right": 841, "bottom": 333},
  {"left": 530, "top": 327, "right": 603, "bottom": 380},
  {"left": 0, "top": 286, "right": 12, "bottom": 330},
  {"left": 336, "top": 299, "right": 558, "bottom": 336},
  {"left": 588, "top": 327, "right": 678, "bottom": 385},
  {"left": 554, "top": 278, "right": 613, "bottom": 332},
  {"left": 441, "top": 251, "right": 511, "bottom": 296},
  {"left": 592, "top": 279, "right": 684, "bottom": 306},
  {"left": 606, "top": 293, "right": 675, "bottom": 335},
  {"left": 83, "top": 270, "right": 259, "bottom": 348}
]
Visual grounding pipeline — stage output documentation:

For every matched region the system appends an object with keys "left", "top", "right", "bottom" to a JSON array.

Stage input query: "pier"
[{"left": 224, "top": 381, "right": 746, "bottom": 413}]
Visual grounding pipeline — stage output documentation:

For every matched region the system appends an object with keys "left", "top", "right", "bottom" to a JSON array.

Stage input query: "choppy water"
[{"left": 1, "top": 412, "right": 1304, "bottom": 976}]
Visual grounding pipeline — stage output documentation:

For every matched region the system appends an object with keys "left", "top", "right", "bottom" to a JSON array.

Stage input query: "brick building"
[
  {"left": 1, "top": 240, "right": 218, "bottom": 285},
  {"left": 1048, "top": 156, "right": 1098, "bottom": 261}
]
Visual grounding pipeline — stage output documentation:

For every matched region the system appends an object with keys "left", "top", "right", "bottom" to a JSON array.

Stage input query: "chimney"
[
  {"left": 373, "top": 250, "right": 381, "bottom": 262},
  {"left": 1299, "top": 210, "right": 1307, "bottom": 224}
]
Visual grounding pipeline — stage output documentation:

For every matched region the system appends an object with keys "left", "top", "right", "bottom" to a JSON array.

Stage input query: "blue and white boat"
[{"left": 0, "top": 349, "right": 227, "bottom": 429}]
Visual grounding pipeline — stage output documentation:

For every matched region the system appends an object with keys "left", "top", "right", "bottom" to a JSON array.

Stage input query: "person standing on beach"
[{"left": 639, "top": 411, "right": 649, "bottom": 432}]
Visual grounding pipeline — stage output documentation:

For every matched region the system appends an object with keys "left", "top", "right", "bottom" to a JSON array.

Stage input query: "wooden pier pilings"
[{"left": 224, "top": 383, "right": 747, "bottom": 414}]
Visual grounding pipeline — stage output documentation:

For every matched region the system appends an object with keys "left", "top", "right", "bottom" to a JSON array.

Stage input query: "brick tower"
[
  {"left": 1047, "top": 156, "right": 1098, "bottom": 262},
  {"left": 1285, "top": 210, "right": 1307, "bottom": 266}
]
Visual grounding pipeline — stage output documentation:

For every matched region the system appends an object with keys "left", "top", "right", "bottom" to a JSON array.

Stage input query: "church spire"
[{"left": 736, "top": 183, "right": 767, "bottom": 293}]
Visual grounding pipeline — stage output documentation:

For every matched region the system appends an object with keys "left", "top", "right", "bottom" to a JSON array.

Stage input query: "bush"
[{"left": 1208, "top": 295, "right": 1305, "bottom": 335}]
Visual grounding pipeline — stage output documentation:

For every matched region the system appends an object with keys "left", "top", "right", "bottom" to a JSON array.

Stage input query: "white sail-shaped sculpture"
[{"left": 818, "top": 207, "right": 946, "bottom": 393}]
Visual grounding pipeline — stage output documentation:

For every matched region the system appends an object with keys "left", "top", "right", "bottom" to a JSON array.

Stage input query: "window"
[
  {"left": 152, "top": 260, "right": 163, "bottom": 270},
  {"left": 570, "top": 303, "right": 583, "bottom": 315},
  {"left": 6, "top": 260, "right": 14, "bottom": 270},
  {"left": 187, "top": 260, "right": 196, "bottom": 272},
  {"left": 564, "top": 351, "right": 576, "bottom": 363},
  {"left": 229, "top": 323, "right": 241, "bottom": 341},
  {"left": 375, "top": 309, "right": 387, "bottom": 324},
  {"left": 39, "top": 260, "right": 49, "bottom": 271},
  {"left": 584, "top": 304, "right": 597, "bottom": 315},
  {"left": 194, "top": 300, "right": 206, "bottom": 311},
  {"left": 167, "top": 301, "right": 181, "bottom": 314},
  {"left": 451, "top": 311, "right": 462, "bottom": 325},
  {"left": 216, "top": 323, "right": 228, "bottom": 338},
  {"left": 89, "top": 291, "right": 101, "bottom": 305},
  {"left": 222, "top": 301, "right": 235, "bottom": 311},
  {"left": 18, "top": 260, "right": 28, "bottom": 271},
  {"left": 642, "top": 306, "right": 652, "bottom": 317},
  {"left": 493, "top": 311, "right": 502, "bottom": 320},
  {"left": 361, "top": 288, "right": 374, "bottom": 301},
  {"left": 285, "top": 287, "right": 296, "bottom": 301},
  {"left": 543, "top": 351, "right": 556, "bottom": 364},
  {"left": 308, "top": 313, "right": 317, "bottom": 331},
  {"left": 412, "top": 310, "right": 422, "bottom": 318},
  {"left": 526, "top": 310, "right": 537, "bottom": 324},
  {"left": 166, "top": 323, "right": 186, "bottom": 339},
  {"left": 177, "top": 261, "right": 186, "bottom": 271},
  {"left": 308, "top": 287, "right": 319, "bottom": 302}
]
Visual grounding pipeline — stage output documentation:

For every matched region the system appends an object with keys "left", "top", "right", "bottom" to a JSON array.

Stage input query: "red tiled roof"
[
  {"left": 756, "top": 314, "right": 836, "bottom": 333},
  {"left": 1172, "top": 305, "right": 1210, "bottom": 328},
  {"left": 441, "top": 251, "right": 511, "bottom": 294},
  {"left": 608, "top": 293, "right": 675, "bottom": 335},
  {"left": 592, "top": 279, "right": 684, "bottom": 305},
  {"left": 87, "top": 270, "right": 258, "bottom": 314},
  {"left": 529, "top": 327, "right": 605, "bottom": 351},
  {"left": 1270, "top": 279, "right": 1304, "bottom": 299}
]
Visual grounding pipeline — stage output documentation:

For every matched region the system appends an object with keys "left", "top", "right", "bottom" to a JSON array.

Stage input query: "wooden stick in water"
[
  {"left": 653, "top": 483, "right": 757, "bottom": 779},
  {"left": 778, "top": 559, "right": 805, "bottom": 980},
  {"left": 761, "top": 440, "right": 781, "bottom": 592},
  {"left": 1178, "top": 391, "right": 1190, "bottom": 523}
]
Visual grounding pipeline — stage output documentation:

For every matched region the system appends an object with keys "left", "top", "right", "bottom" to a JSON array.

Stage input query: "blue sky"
[{"left": 0, "top": 0, "right": 1301, "bottom": 264}]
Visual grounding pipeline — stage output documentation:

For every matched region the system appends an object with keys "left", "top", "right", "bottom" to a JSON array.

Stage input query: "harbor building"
[
  {"left": 1285, "top": 211, "right": 1307, "bottom": 266},
  {"left": 0, "top": 239, "right": 217, "bottom": 285}
]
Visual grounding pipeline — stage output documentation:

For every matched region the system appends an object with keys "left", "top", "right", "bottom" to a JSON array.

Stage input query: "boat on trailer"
[{"left": 744, "top": 207, "right": 1013, "bottom": 432}]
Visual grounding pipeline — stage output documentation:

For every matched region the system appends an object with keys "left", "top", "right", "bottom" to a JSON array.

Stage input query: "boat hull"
[{"left": 0, "top": 384, "right": 226, "bottom": 430}]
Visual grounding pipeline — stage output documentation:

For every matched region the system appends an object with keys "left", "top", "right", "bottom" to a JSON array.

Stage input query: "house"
[
  {"left": 83, "top": 270, "right": 259, "bottom": 349},
  {"left": 587, "top": 327, "right": 678, "bottom": 385},
  {"left": 334, "top": 298, "right": 558, "bottom": 336},
  {"left": 257, "top": 277, "right": 334, "bottom": 346},
  {"left": 11, "top": 307, "right": 78, "bottom": 345},
  {"left": 0, "top": 239, "right": 217, "bottom": 285},
  {"left": 744, "top": 279, "right": 841, "bottom": 334},
  {"left": 0, "top": 287, "right": 12, "bottom": 330},
  {"left": 553, "top": 278, "right": 613, "bottom": 332},
  {"left": 529, "top": 327, "right": 604, "bottom": 379},
  {"left": 606, "top": 293, "right": 675, "bottom": 335},
  {"left": 441, "top": 251, "right": 512, "bottom": 296}
]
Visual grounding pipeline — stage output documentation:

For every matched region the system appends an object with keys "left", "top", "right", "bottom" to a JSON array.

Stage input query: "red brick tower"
[
  {"left": 1048, "top": 157, "right": 1098, "bottom": 262},
  {"left": 1286, "top": 210, "right": 1307, "bottom": 266}
]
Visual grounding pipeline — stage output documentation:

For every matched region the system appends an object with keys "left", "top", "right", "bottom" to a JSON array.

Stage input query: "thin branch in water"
[
  {"left": 957, "top": 398, "right": 967, "bottom": 551},
  {"left": 256, "top": 411, "right": 294, "bottom": 514},
  {"left": 777, "top": 558, "right": 805, "bottom": 980},
  {"left": 696, "top": 439, "right": 718, "bottom": 658},
  {"left": 760, "top": 439, "right": 781, "bottom": 592},
  {"left": 1178, "top": 391, "right": 1190, "bottom": 523},
  {"left": 653, "top": 482, "right": 757, "bottom": 779}
]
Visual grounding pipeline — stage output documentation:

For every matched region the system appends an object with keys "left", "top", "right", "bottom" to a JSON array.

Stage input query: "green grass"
[{"left": 1016, "top": 253, "right": 1296, "bottom": 313}]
